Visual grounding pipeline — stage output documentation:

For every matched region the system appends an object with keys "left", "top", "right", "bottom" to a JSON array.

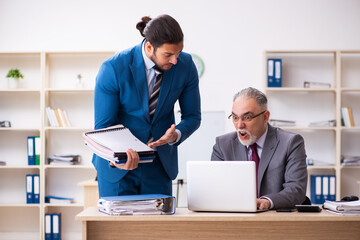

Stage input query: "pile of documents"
[
  {"left": 341, "top": 155, "right": 360, "bottom": 166},
  {"left": 269, "top": 119, "right": 296, "bottom": 127},
  {"left": 323, "top": 200, "right": 360, "bottom": 215},
  {"left": 46, "top": 154, "right": 81, "bottom": 165},
  {"left": 45, "top": 195, "right": 74, "bottom": 204},
  {"left": 98, "top": 194, "right": 175, "bottom": 215},
  {"left": 308, "top": 119, "right": 336, "bottom": 127},
  {"left": 83, "top": 125, "right": 155, "bottom": 165}
]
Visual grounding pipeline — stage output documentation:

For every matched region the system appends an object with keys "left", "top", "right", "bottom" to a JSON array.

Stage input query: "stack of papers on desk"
[
  {"left": 98, "top": 194, "right": 176, "bottom": 215},
  {"left": 323, "top": 200, "right": 360, "bottom": 215},
  {"left": 83, "top": 125, "right": 156, "bottom": 165}
]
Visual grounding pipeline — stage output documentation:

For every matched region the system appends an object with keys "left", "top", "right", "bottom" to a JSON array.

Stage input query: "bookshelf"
[
  {"left": 264, "top": 50, "right": 360, "bottom": 201},
  {"left": 0, "top": 51, "right": 114, "bottom": 240}
]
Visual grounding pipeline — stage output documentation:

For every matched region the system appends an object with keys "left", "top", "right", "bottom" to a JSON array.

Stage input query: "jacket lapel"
[
  {"left": 232, "top": 133, "right": 248, "bottom": 160},
  {"left": 258, "top": 124, "right": 279, "bottom": 186},
  {"left": 130, "top": 42, "right": 150, "bottom": 123}
]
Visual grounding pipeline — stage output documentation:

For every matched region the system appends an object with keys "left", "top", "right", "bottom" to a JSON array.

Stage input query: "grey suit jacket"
[{"left": 211, "top": 124, "right": 307, "bottom": 209}]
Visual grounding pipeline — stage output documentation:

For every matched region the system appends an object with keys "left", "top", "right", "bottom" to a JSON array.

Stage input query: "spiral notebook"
[{"left": 83, "top": 125, "right": 155, "bottom": 164}]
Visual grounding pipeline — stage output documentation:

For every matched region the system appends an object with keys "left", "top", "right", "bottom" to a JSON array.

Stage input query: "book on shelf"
[
  {"left": 0, "top": 161, "right": 6, "bottom": 166},
  {"left": 83, "top": 124, "right": 156, "bottom": 165},
  {"left": 303, "top": 81, "right": 331, "bottom": 88},
  {"left": 45, "top": 195, "right": 74, "bottom": 204},
  {"left": 98, "top": 194, "right": 176, "bottom": 215},
  {"left": 45, "top": 213, "right": 61, "bottom": 240},
  {"left": 46, "top": 154, "right": 81, "bottom": 165},
  {"left": 0, "top": 120, "right": 11, "bottom": 128},
  {"left": 269, "top": 119, "right": 296, "bottom": 127},
  {"left": 45, "top": 107, "right": 71, "bottom": 127},
  {"left": 341, "top": 107, "right": 355, "bottom": 127},
  {"left": 308, "top": 119, "right": 336, "bottom": 127}
]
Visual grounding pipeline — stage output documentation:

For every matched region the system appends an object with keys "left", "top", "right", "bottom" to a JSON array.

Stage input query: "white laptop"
[{"left": 187, "top": 161, "right": 262, "bottom": 212}]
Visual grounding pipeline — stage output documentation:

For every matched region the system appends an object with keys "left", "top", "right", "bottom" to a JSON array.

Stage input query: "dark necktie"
[
  {"left": 147, "top": 67, "right": 163, "bottom": 144},
  {"left": 149, "top": 69, "right": 163, "bottom": 122},
  {"left": 250, "top": 143, "right": 260, "bottom": 197}
]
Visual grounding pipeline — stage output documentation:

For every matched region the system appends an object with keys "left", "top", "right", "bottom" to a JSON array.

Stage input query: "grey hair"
[{"left": 233, "top": 87, "right": 268, "bottom": 110}]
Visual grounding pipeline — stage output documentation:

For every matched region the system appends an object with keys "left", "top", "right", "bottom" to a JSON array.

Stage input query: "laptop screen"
[{"left": 187, "top": 161, "right": 258, "bottom": 212}]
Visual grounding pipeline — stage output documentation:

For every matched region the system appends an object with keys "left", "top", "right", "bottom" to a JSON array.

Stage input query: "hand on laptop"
[{"left": 257, "top": 198, "right": 271, "bottom": 210}]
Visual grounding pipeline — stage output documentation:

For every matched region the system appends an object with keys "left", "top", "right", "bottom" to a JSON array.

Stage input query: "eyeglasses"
[{"left": 228, "top": 110, "right": 266, "bottom": 123}]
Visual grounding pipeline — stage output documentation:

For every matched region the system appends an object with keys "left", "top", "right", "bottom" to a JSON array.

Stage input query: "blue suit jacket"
[{"left": 93, "top": 41, "right": 201, "bottom": 183}]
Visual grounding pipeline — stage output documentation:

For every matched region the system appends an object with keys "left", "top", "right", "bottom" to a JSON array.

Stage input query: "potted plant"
[{"left": 6, "top": 68, "right": 24, "bottom": 89}]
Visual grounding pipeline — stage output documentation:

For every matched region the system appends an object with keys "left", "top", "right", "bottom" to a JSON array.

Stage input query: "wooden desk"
[
  {"left": 76, "top": 207, "right": 360, "bottom": 240},
  {"left": 77, "top": 179, "right": 99, "bottom": 209}
]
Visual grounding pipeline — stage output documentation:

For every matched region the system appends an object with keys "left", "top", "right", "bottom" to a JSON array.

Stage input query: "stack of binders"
[
  {"left": 26, "top": 174, "right": 40, "bottom": 204},
  {"left": 83, "top": 125, "right": 156, "bottom": 165},
  {"left": 310, "top": 175, "right": 336, "bottom": 204},
  {"left": 45, "top": 213, "right": 61, "bottom": 240},
  {"left": 27, "top": 136, "right": 40, "bottom": 165},
  {"left": 267, "top": 58, "right": 282, "bottom": 87},
  {"left": 98, "top": 194, "right": 176, "bottom": 215}
]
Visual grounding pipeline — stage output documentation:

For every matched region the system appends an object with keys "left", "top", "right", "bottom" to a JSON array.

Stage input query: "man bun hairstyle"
[{"left": 136, "top": 14, "right": 184, "bottom": 49}]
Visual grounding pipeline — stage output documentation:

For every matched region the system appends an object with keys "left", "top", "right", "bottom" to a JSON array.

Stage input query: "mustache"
[{"left": 237, "top": 129, "right": 250, "bottom": 135}]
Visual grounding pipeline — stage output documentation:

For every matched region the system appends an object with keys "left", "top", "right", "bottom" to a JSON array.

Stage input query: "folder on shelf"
[
  {"left": 26, "top": 174, "right": 34, "bottom": 204},
  {"left": 45, "top": 214, "right": 52, "bottom": 240},
  {"left": 45, "top": 195, "right": 74, "bottom": 204},
  {"left": 274, "top": 58, "right": 282, "bottom": 87},
  {"left": 33, "top": 175, "right": 40, "bottom": 204},
  {"left": 311, "top": 175, "right": 323, "bottom": 204},
  {"left": 34, "top": 136, "right": 40, "bottom": 165},
  {"left": 329, "top": 175, "right": 336, "bottom": 201},
  {"left": 267, "top": 58, "right": 275, "bottom": 87},
  {"left": 83, "top": 125, "right": 156, "bottom": 165},
  {"left": 27, "top": 136, "right": 35, "bottom": 165},
  {"left": 52, "top": 213, "right": 61, "bottom": 240},
  {"left": 322, "top": 175, "right": 329, "bottom": 202},
  {"left": 98, "top": 194, "right": 176, "bottom": 215}
]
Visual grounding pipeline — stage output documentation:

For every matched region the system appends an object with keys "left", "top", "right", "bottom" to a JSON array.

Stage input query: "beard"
[{"left": 237, "top": 129, "right": 257, "bottom": 146}]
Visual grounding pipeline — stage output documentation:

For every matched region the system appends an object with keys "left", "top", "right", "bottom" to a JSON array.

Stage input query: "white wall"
[{"left": 1, "top": 0, "right": 360, "bottom": 132}]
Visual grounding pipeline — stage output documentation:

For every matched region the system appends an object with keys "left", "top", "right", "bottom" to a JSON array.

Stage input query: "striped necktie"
[
  {"left": 147, "top": 68, "right": 163, "bottom": 144},
  {"left": 149, "top": 69, "right": 163, "bottom": 122}
]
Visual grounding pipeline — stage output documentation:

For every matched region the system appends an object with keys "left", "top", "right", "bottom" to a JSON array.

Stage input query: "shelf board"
[
  {"left": 45, "top": 88, "right": 94, "bottom": 93},
  {"left": 265, "top": 87, "right": 336, "bottom": 92},
  {"left": 278, "top": 126, "right": 336, "bottom": 131},
  {"left": 265, "top": 50, "right": 336, "bottom": 54},
  {"left": 0, "top": 128, "right": 40, "bottom": 131},
  {"left": 307, "top": 165, "right": 336, "bottom": 170},
  {"left": 340, "top": 126, "right": 360, "bottom": 131},
  {"left": 45, "top": 126, "right": 93, "bottom": 131},
  {"left": 0, "top": 203, "right": 40, "bottom": 207},
  {"left": 341, "top": 88, "right": 360, "bottom": 92},
  {"left": 0, "top": 89, "right": 41, "bottom": 93},
  {"left": 0, "top": 165, "right": 40, "bottom": 169},
  {"left": 44, "top": 165, "right": 94, "bottom": 169}
]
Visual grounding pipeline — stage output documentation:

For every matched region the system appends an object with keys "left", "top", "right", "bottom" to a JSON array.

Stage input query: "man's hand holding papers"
[{"left": 109, "top": 149, "right": 139, "bottom": 170}]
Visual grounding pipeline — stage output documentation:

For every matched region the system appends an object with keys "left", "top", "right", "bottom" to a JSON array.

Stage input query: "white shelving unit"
[
  {"left": 0, "top": 51, "right": 115, "bottom": 240},
  {"left": 264, "top": 50, "right": 360, "bottom": 201}
]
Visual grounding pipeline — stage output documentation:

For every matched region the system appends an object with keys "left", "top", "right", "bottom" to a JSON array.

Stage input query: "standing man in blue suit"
[{"left": 93, "top": 14, "right": 201, "bottom": 197}]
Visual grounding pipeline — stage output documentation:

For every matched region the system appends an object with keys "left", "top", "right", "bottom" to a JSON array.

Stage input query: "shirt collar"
[
  {"left": 142, "top": 40, "right": 155, "bottom": 71},
  {"left": 255, "top": 125, "right": 268, "bottom": 149}
]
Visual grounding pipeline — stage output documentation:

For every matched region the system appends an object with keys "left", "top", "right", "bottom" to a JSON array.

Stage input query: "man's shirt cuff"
[{"left": 168, "top": 129, "right": 181, "bottom": 145}]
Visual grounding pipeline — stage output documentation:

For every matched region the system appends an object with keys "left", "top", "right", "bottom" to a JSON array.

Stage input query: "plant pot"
[{"left": 7, "top": 77, "right": 19, "bottom": 89}]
